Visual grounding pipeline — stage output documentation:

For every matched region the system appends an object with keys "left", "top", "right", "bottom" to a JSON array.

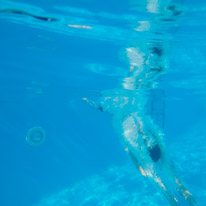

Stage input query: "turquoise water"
[{"left": 0, "top": 0, "right": 206, "bottom": 206}]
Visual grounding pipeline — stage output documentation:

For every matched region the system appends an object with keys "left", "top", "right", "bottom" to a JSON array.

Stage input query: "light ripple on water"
[{"left": 2, "top": 0, "right": 206, "bottom": 44}]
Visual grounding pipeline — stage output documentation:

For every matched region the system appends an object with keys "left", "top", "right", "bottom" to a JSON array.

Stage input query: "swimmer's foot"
[
  {"left": 177, "top": 186, "right": 197, "bottom": 206},
  {"left": 175, "top": 178, "right": 196, "bottom": 205},
  {"left": 185, "top": 193, "right": 197, "bottom": 206}
]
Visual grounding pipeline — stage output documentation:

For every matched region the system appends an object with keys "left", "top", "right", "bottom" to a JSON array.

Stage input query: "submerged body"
[
  {"left": 83, "top": 47, "right": 196, "bottom": 206},
  {"left": 84, "top": 0, "right": 196, "bottom": 205}
]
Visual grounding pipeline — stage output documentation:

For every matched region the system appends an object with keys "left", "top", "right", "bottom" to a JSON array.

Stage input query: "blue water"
[{"left": 0, "top": 0, "right": 206, "bottom": 206}]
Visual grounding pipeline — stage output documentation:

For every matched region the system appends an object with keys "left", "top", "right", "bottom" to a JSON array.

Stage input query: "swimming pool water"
[{"left": 0, "top": 0, "right": 206, "bottom": 206}]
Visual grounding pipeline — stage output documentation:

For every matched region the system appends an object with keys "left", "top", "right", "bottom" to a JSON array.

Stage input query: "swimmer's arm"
[{"left": 82, "top": 98, "right": 103, "bottom": 112}]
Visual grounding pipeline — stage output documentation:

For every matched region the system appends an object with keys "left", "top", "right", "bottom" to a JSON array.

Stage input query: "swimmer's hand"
[{"left": 82, "top": 98, "right": 103, "bottom": 111}]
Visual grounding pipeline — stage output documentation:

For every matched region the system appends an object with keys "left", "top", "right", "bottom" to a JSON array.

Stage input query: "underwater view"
[{"left": 0, "top": 0, "right": 206, "bottom": 205}]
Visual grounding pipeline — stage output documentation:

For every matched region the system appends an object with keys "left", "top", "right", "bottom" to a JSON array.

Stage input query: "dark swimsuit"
[
  {"left": 127, "top": 143, "right": 161, "bottom": 167},
  {"left": 149, "top": 144, "right": 161, "bottom": 162}
]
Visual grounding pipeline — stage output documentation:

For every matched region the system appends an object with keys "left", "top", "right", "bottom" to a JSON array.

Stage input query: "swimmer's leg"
[
  {"left": 175, "top": 177, "right": 197, "bottom": 206},
  {"left": 151, "top": 173, "right": 179, "bottom": 206},
  {"left": 158, "top": 155, "right": 196, "bottom": 206},
  {"left": 145, "top": 125, "right": 196, "bottom": 205},
  {"left": 126, "top": 148, "right": 179, "bottom": 206}
]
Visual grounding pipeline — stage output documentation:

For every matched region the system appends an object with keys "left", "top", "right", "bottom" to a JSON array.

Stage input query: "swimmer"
[
  {"left": 83, "top": 1, "right": 196, "bottom": 205},
  {"left": 83, "top": 47, "right": 196, "bottom": 206},
  {"left": 83, "top": 92, "right": 196, "bottom": 206}
]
